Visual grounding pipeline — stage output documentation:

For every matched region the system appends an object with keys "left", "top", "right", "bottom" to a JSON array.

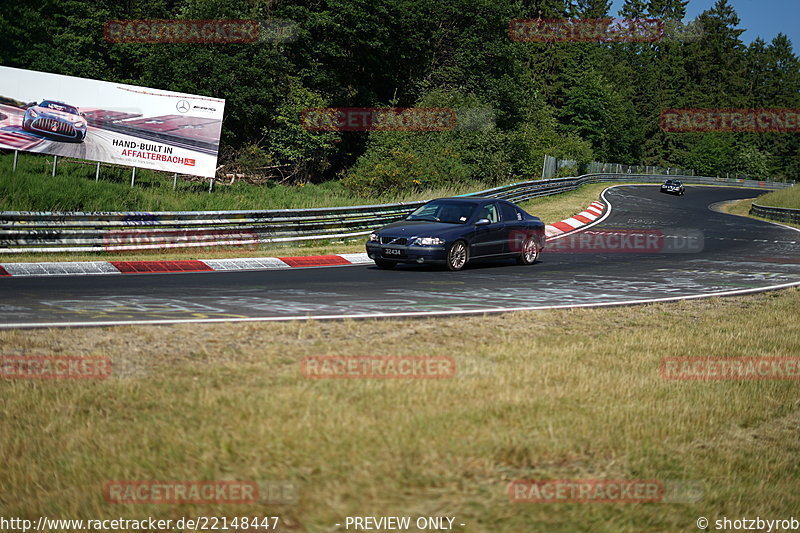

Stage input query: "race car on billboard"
[{"left": 22, "top": 100, "right": 87, "bottom": 142}]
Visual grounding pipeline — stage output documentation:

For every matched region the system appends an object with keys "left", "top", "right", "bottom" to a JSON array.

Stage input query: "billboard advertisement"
[{"left": 0, "top": 66, "right": 224, "bottom": 178}]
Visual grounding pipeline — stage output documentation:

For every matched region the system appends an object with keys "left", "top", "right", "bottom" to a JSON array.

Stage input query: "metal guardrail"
[
  {"left": 0, "top": 173, "right": 793, "bottom": 253},
  {"left": 750, "top": 202, "right": 800, "bottom": 224}
]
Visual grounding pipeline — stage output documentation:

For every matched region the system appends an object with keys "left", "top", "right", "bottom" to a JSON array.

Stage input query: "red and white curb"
[
  {"left": 0, "top": 254, "right": 374, "bottom": 278},
  {"left": 0, "top": 203, "right": 605, "bottom": 278},
  {"left": 545, "top": 201, "right": 605, "bottom": 238}
]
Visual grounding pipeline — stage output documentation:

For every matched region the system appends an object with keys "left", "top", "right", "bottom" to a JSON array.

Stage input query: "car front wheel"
[{"left": 446, "top": 240, "right": 468, "bottom": 271}]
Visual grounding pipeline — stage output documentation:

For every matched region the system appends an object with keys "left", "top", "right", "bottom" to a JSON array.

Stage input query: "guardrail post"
[
  {"left": 173, "top": 173, "right": 178, "bottom": 191},
  {"left": 209, "top": 178, "right": 214, "bottom": 193},
  {"left": 130, "top": 167, "right": 136, "bottom": 187},
  {"left": 95, "top": 161, "right": 100, "bottom": 182},
  {"left": 12, "top": 150, "right": 18, "bottom": 172},
  {"left": 52, "top": 155, "right": 57, "bottom": 177}
]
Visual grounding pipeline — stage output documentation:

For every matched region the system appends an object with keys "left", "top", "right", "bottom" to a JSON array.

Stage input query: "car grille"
[
  {"left": 380, "top": 237, "right": 407, "bottom": 245},
  {"left": 33, "top": 118, "right": 77, "bottom": 137}
]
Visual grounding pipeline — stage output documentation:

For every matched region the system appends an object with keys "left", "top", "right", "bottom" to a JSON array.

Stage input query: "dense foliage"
[{"left": 1, "top": 0, "right": 797, "bottom": 194}]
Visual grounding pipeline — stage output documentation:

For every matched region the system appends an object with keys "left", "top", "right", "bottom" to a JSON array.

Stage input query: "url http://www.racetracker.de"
[
  {"left": 696, "top": 516, "right": 800, "bottom": 531},
  {"left": 0, "top": 516, "right": 284, "bottom": 532}
]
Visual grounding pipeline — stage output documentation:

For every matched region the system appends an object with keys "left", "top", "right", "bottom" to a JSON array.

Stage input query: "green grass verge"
[
  {"left": 717, "top": 198, "right": 800, "bottom": 230},
  {"left": 0, "top": 152, "right": 505, "bottom": 212},
  {"left": 1, "top": 288, "right": 798, "bottom": 531},
  {"left": 753, "top": 184, "right": 800, "bottom": 210}
]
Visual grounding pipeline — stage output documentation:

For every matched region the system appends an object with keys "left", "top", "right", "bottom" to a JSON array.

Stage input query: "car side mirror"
[{"left": 475, "top": 218, "right": 491, "bottom": 226}]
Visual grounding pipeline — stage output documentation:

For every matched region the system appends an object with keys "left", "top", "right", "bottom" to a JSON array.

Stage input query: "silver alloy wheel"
[
  {"left": 523, "top": 238, "right": 538, "bottom": 263},
  {"left": 448, "top": 241, "right": 467, "bottom": 271}
]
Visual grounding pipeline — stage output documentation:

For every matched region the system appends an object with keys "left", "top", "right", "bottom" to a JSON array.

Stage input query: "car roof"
[{"left": 431, "top": 196, "right": 510, "bottom": 205}]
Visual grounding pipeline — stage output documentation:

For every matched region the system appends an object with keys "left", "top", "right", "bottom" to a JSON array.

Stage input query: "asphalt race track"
[{"left": 1, "top": 186, "right": 798, "bottom": 328}]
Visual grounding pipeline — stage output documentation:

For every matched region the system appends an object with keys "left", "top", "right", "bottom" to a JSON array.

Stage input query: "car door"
[
  {"left": 470, "top": 202, "right": 505, "bottom": 257},
  {"left": 499, "top": 201, "right": 524, "bottom": 255}
]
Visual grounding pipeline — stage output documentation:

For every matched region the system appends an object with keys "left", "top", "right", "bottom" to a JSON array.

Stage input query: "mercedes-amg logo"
[{"left": 176, "top": 100, "right": 190, "bottom": 113}]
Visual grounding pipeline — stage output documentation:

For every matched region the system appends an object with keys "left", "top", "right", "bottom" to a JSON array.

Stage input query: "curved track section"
[{"left": 1, "top": 186, "right": 798, "bottom": 328}]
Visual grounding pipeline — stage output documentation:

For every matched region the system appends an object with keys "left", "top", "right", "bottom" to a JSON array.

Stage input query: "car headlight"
[
  {"left": 28, "top": 109, "right": 38, "bottom": 118},
  {"left": 412, "top": 236, "right": 445, "bottom": 246},
  {"left": 73, "top": 121, "right": 85, "bottom": 128},
  {"left": 368, "top": 232, "right": 379, "bottom": 242}
]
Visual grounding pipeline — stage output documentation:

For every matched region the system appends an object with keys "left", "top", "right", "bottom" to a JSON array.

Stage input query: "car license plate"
[{"left": 384, "top": 248, "right": 403, "bottom": 256}]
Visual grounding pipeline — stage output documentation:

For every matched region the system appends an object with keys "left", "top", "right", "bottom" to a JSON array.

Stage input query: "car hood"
[
  {"left": 379, "top": 220, "right": 468, "bottom": 236},
  {"left": 30, "top": 107, "right": 82, "bottom": 122}
]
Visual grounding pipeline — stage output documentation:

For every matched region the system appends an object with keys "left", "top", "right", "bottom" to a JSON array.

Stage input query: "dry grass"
[{"left": 1, "top": 289, "right": 799, "bottom": 531}]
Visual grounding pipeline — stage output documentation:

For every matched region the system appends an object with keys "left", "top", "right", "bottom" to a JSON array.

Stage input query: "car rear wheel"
[
  {"left": 517, "top": 237, "right": 539, "bottom": 265},
  {"left": 446, "top": 240, "right": 468, "bottom": 271},
  {"left": 374, "top": 259, "right": 396, "bottom": 270}
]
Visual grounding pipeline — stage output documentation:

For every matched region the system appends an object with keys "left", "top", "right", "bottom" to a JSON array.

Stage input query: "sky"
[{"left": 609, "top": 0, "right": 799, "bottom": 51}]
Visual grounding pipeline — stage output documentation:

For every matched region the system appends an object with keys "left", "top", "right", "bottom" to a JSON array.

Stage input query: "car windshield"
[
  {"left": 39, "top": 101, "right": 79, "bottom": 115},
  {"left": 407, "top": 201, "right": 476, "bottom": 224}
]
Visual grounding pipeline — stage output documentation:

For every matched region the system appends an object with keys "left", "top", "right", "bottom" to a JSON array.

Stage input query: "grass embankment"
[
  {"left": 1, "top": 288, "right": 798, "bottom": 531},
  {"left": 717, "top": 182, "right": 800, "bottom": 230},
  {"left": 753, "top": 184, "right": 800, "bottom": 209},
  {"left": 0, "top": 152, "right": 622, "bottom": 263},
  {"left": 0, "top": 153, "right": 493, "bottom": 212}
]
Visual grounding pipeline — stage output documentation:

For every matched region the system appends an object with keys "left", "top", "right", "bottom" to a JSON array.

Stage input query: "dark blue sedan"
[{"left": 366, "top": 197, "right": 546, "bottom": 270}]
